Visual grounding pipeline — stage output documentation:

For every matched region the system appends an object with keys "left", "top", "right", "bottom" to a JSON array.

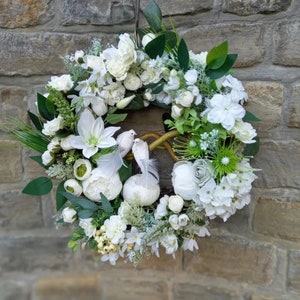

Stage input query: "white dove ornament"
[
  {"left": 122, "top": 138, "right": 160, "bottom": 206},
  {"left": 116, "top": 129, "right": 136, "bottom": 157}
]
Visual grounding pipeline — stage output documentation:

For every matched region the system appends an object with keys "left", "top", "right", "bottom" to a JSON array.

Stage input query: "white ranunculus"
[
  {"left": 82, "top": 169, "right": 122, "bottom": 202},
  {"left": 142, "top": 33, "right": 156, "bottom": 47},
  {"left": 168, "top": 195, "right": 184, "bottom": 213},
  {"left": 193, "top": 159, "right": 215, "bottom": 187},
  {"left": 160, "top": 233, "right": 178, "bottom": 255},
  {"left": 79, "top": 218, "right": 96, "bottom": 238},
  {"left": 171, "top": 104, "right": 184, "bottom": 119},
  {"left": 73, "top": 159, "right": 92, "bottom": 181},
  {"left": 61, "top": 207, "right": 77, "bottom": 223},
  {"left": 122, "top": 174, "right": 160, "bottom": 206},
  {"left": 41, "top": 150, "right": 54, "bottom": 166},
  {"left": 172, "top": 161, "right": 199, "bottom": 200},
  {"left": 124, "top": 73, "right": 142, "bottom": 91},
  {"left": 48, "top": 74, "right": 74, "bottom": 92},
  {"left": 42, "top": 115, "right": 64, "bottom": 136},
  {"left": 231, "top": 120, "right": 257, "bottom": 144},
  {"left": 90, "top": 97, "right": 108, "bottom": 116},
  {"left": 64, "top": 179, "right": 82, "bottom": 197},
  {"left": 175, "top": 90, "right": 194, "bottom": 107}
]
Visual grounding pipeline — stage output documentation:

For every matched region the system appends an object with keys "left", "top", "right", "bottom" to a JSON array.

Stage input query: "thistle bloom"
[{"left": 68, "top": 109, "right": 120, "bottom": 158}]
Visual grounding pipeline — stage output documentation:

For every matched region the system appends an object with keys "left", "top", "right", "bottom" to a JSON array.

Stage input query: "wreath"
[{"left": 10, "top": 1, "right": 260, "bottom": 265}]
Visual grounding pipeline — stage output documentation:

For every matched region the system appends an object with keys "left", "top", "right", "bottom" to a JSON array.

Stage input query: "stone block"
[
  {"left": 0, "top": 190, "right": 43, "bottom": 229},
  {"left": 244, "top": 82, "right": 283, "bottom": 131},
  {"left": 0, "top": 0, "right": 52, "bottom": 28},
  {"left": 0, "top": 278, "right": 31, "bottom": 300},
  {"left": 61, "top": 0, "right": 135, "bottom": 25},
  {"left": 288, "top": 250, "right": 300, "bottom": 292},
  {"left": 273, "top": 22, "right": 300, "bottom": 66},
  {"left": 252, "top": 140, "right": 300, "bottom": 189},
  {"left": 33, "top": 275, "right": 100, "bottom": 300},
  {"left": 181, "top": 24, "right": 264, "bottom": 67},
  {"left": 253, "top": 198, "right": 300, "bottom": 242},
  {"left": 0, "top": 32, "right": 116, "bottom": 76},
  {"left": 102, "top": 278, "right": 169, "bottom": 300},
  {"left": 0, "top": 236, "right": 72, "bottom": 272},
  {"left": 173, "top": 283, "right": 242, "bottom": 300},
  {"left": 0, "top": 140, "right": 22, "bottom": 183},
  {"left": 288, "top": 83, "right": 300, "bottom": 128},
  {"left": 222, "top": 0, "right": 292, "bottom": 16},
  {"left": 183, "top": 236, "right": 276, "bottom": 284}
]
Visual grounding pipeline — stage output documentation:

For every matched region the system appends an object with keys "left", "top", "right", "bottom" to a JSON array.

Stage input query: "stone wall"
[{"left": 0, "top": 0, "right": 300, "bottom": 299}]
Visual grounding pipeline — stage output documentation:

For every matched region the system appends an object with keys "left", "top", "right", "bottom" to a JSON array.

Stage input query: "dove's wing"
[{"left": 95, "top": 149, "right": 123, "bottom": 178}]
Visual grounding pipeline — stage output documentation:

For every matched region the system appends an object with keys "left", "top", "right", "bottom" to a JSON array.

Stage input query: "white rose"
[
  {"left": 73, "top": 159, "right": 92, "bottom": 181},
  {"left": 168, "top": 195, "right": 184, "bottom": 213},
  {"left": 171, "top": 104, "right": 184, "bottom": 119},
  {"left": 160, "top": 233, "right": 178, "bottom": 255},
  {"left": 101, "top": 82, "right": 126, "bottom": 106},
  {"left": 118, "top": 33, "right": 137, "bottom": 66},
  {"left": 41, "top": 150, "right": 54, "bottom": 166},
  {"left": 62, "top": 207, "right": 77, "bottom": 223},
  {"left": 175, "top": 90, "right": 194, "bottom": 107},
  {"left": 122, "top": 174, "right": 160, "bottom": 206},
  {"left": 42, "top": 115, "right": 64, "bottom": 136},
  {"left": 124, "top": 73, "right": 142, "bottom": 91},
  {"left": 64, "top": 179, "right": 83, "bottom": 197},
  {"left": 193, "top": 159, "right": 215, "bottom": 187},
  {"left": 82, "top": 169, "right": 122, "bottom": 202},
  {"left": 169, "top": 214, "right": 180, "bottom": 230},
  {"left": 184, "top": 69, "right": 198, "bottom": 85},
  {"left": 172, "top": 161, "right": 199, "bottom": 200},
  {"left": 79, "top": 218, "right": 96, "bottom": 238},
  {"left": 47, "top": 137, "right": 60, "bottom": 153},
  {"left": 106, "top": 56, "right": 129, "bottom": 81},
  {"left": 189, "top": 50, "right": 207, "bottom": 67},
  {"left": 48, "top": 74, "right": 74, "bottom": 92},
  {"left": 60, "top": 135, "right": 74, "bottom": 151},
  {"left": 231, "top": 120, "right": 257, "bottom": 144},
  {"left": 91, "top": 97, "right": 108, "bottom": 116},
  {"left": 142, "top": 33, "right": 156, "bottom": 47},
  {"left": 178, "top": 214, "right": 189, "bottom": 227},
  {"left": 154, "top": 195, "right": 169, "bottom": 220}
]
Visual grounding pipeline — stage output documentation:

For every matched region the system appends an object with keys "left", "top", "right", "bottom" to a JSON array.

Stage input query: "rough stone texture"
[
  {"left": 244, "top": 81, "right": 284, "bottom": 131},
  {"left": 102, "top": 279, "right": 169, "bottom": 300},
  {"left": 0, "top": 236, "right": 72, "bottom": 272},
  {"left": 0, "top": 279, "right": 31, "bottom": 300},
  {"left": 0, "top": 190, "right": 43, "bottom": 229},
  {"left": 222, "top": 0, "right": 292, "bottom": 16},
  {"left": 61, "top": 0, "right": 135, "bottom": 25},
  {"left": 0, "top": 0, "right": 52, "bottom": 28},
  {"left": 253, "top": 198, "right": 300, "bottom": 242},
  {"left": 183, "top": 236, "right": 276, "bottom": 284},
  {"left": 288, "top": 250, "right": 300, "bottom": 292},
  {"left": 0, "top": 140, "right": 22, "bottom": 183},
  {"left": 252, "top": 140, "right": 300, "bottom": 189},
  {"left": 273, "top": 22, "right": 300, "bottom": 67},
  {"left": 288, "top": 83, "right": 300, "bottom": 128},
  {"left": 0, "top": 32, "right": 116, "bottom": 76},
  {"left": 141, "top": 0, "right": 213, "bottom": 15},
  {"left": 173, "top": 283, "right": 242, "bottom": 300},
  {"left": 33, "top": 275, "right": 101, "bottom": 300},
  {"left": 182, "top": 24, "right": 264, "bottom": 67}
]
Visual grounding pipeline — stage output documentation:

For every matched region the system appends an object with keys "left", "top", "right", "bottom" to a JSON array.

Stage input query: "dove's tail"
[{"left": 139, "top": 158, "right": 159, "bottom": 187}]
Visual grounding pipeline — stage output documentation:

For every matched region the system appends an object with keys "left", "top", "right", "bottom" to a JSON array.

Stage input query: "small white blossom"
[{"left": 61, "top": 207, "right": 77, "bottom": 223}]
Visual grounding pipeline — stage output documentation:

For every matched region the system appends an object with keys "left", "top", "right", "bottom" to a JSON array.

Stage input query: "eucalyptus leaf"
[
  {"left": 178, "top": 38, "right": 189, "bottom": 72},
  {"left": 101, "top": 193, "right": 113, "bottom": 213},
  {"left": 56, "top": 181, "right": 67, "bottom": 210},
  {"left": 78, "top": 209, "right": 95, "bottom": 219},
  {"left": 243, "top": 111, "right": 261, "bottom": 122},
  {"left": 145, "top": 34, "right": 166, "bottom": 59},
  {"left": 22, "top": 176, "right": 53, "bottom": 195},
  {"left": 60, "top": 191, "right": 99, "bottom": 210},
  {"left": 143, "top": 0, "right": 162, "bottom": 32}
]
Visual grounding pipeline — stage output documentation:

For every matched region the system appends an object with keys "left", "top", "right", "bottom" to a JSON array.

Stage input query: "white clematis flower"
[{"left": 68, "top": 109, "right": 120, "bottom": 158}]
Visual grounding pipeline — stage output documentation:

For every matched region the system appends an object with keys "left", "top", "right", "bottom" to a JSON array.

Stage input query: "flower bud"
[
  {"left": 168, "top": 195, "right": 184, "bottom": 213},
  {"left": 64, "top": 179, "right": 83, "bottom": 197},
  {"left": 116, "top": 95, "right": 135, "bottom": 109},
  {"left": 61, "top": 207, "right": 77, "bottom": 223},
  {"left": 73, "top": 159, "right": 92, "bottom": 181}
]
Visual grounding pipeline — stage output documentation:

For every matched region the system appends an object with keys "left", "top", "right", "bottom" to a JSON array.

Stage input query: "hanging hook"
[{"left": 134, "top": 0, "right": 141, "bottom": 45}]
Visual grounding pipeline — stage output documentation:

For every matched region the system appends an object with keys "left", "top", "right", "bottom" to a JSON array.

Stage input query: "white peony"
[
  {"left": 48, "top": 74, "right": 74, "bottom": 92},
  {"left": 61, "top": 207, "right": 77, "bottom": 223},
  {"left": 79, "top": 218, "right": 96, "bottom": 238},
  {"left": 230, "top": 120, "right": 257, "bottom": 144},
  {"left": 42, "top": 115, "right": 64, "bottom": 136},
  {"left": 82, "top": 169, "right": 122, "bottom": 202},
  {"left": 168, "top": 195, "right": 184, "bottom": 213},
  {"left": 64, "top": 179, "right": 82, "bottom": 197},
  {"left": 73, "top": 159, "right": 92, "bottom": 181},
  {"left": 124, "top": 73, "right": 142, "bottom": 91},
  {"left": 106, "top": 56, "right": 129, "bottom": 81}
]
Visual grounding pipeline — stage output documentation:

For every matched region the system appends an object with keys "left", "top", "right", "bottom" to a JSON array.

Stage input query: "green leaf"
[
  {"left": 37, "top": 93, "right": 56, "bottom": 121},
  {"left": 206, "top": 41, "right": 228, "bottom": 69},
  {"left": 145, "top": 82, "right": 164, "bottom": 94},
  {"left": 145, "top": 34, "right": 166, "bottom": 59},
  {"left": 22, "top": 176, "right": 53, "bottom": 195},
  {"left": 105, "top": 113, "right": 127, "bottom": 125},
  {"left": 101, "top": 193, "right": 113, "bottom": 213},
  {"left": 162, "top": 30, "right": 178, "bottom": 49},
  {"left": 243, "top": 111, "right": 261, "bottom": 122},
  {"left": 27, "top": 111, "right": 43, "bottom": 131},
  {"left": 143, "top": 0, "right": 162, "bottom": 32},
  {"left": 118, "top": 162, "right": 132, "bottom": 183},
  {"left": 78, "top": 209, "right": 95, "bottom": 219},
  {"left": 30, "top": 155, "right": 45, "bottom": 168},
  {"left": 243, "top": 136, "right": 260, "bottom": 157},
  {"left": 177, "top": 38, "right": 189, "bottom": 72},
  {"left": 206, "top": 54, "right": 238, "bottom": 79},
  {"left": 123, "top": 94, "right": 146, "bottom": 110},
  {"left": 56, "top": 181, "right": 67, "bottom": 210},
  {"left": 60, "top": 191, "right": 99, "bottom": 210}
]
